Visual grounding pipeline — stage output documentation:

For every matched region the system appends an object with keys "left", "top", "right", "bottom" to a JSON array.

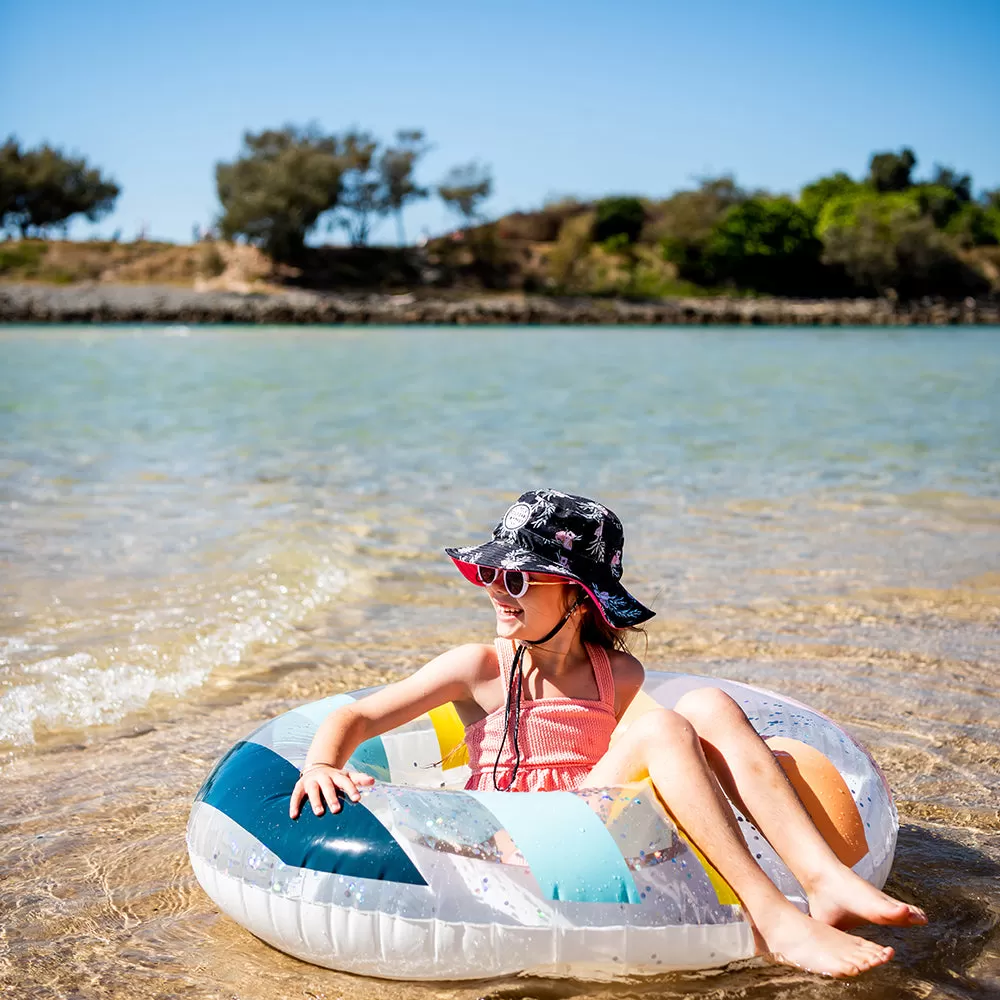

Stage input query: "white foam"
[{"left": 0, "top": 560, "right": 349, "bottom": 747}]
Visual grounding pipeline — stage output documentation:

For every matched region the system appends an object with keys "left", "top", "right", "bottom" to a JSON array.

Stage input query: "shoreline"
[{"left": 2, "top": 282, "right": 999, "bottom": 326}]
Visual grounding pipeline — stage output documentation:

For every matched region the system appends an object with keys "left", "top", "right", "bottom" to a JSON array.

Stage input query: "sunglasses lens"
[
  {"left": 503, "top": 570, "right": 529, "bottom": 598},
  {"left": 476, "top": 565, "right": 498, "bottom": 586}
]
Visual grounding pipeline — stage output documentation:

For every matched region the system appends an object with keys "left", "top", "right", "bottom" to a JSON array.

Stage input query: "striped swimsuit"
[{"left": 464, "top": 637, "right": 618, "bottom": 792}]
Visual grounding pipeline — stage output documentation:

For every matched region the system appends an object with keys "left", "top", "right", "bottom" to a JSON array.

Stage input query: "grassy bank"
[{"left": 2, "top": 235, "right": 999, "bottom": 305}]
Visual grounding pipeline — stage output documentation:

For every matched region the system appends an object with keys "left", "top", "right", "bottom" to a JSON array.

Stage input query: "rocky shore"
[{"left": 1, "top": 282, "right": 998, "bottom": 326}]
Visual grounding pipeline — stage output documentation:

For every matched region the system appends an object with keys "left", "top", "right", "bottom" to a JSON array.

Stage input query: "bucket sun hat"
[{"left": 445, "top": 489, "right": 655, "bottom": 628}]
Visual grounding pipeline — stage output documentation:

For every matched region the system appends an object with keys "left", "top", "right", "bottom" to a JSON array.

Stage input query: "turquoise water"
[{"left": 1, "top": 325, "right": 998, "bottom": 746}]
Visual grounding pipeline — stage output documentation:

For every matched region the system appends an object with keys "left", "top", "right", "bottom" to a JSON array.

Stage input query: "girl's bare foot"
[
  {"left": 752, "top": 903, "right": 895, "bottom": 978},
  {"left": 805, "top": 866, "right": 927, "bottom": 930}
]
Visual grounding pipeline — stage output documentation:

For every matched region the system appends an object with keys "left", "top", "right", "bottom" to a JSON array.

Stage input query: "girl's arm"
[
  {"left": 289, "top": 643, "right": 492, "bottom": 819},
  {"left": 609, "top": 649, "right": 645, "bottom": 721}
]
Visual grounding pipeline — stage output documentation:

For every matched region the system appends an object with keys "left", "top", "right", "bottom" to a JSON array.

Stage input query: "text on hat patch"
[{"left": 502, "top": 503, "right": 532, "bottom": 531}]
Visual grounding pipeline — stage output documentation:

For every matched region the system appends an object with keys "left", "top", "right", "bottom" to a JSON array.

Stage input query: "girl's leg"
[
  {"left": 584, "top": 708, "right": 894, "bottom": 978},
  {"left": 672, "top": 688, "right": 925, "bottom": 929}
]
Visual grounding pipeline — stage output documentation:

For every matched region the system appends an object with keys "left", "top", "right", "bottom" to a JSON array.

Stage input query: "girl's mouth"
[{"left": 494, "top": 602, "right": 523, "bottom": 620}]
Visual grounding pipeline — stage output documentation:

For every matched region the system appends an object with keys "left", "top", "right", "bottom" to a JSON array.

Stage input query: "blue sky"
[{"left": 2, "top": 0, "right": 998, "bottom": 244}]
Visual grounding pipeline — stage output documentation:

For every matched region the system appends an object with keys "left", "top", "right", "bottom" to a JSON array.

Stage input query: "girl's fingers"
[
  {"left": 318, "top": 774, "right": 343, "bottom": 814},
  {"left": 334, "top": 772, "right": 360, "bottom": 803},
  {"left": 289, "top": 780, "right": 305, "bottom": 819},
  {"left": 306, "top": 779, "right": 327, "bottom": 817},
  {"left": 290, "top": 769, "right": 374, "bottom": 820}
]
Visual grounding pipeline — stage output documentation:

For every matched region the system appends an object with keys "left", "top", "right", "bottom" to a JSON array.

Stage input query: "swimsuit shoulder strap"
[
  {"left": 493, "top": 636, "right": 515, "bottom": 686},
  {"left": 585, "top": 642, "right": 616, "bottom": 712}
]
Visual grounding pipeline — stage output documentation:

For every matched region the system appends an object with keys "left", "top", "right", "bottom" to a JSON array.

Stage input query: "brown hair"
[{"left": 576, "top": 591, "right": 647, "bottom": 655}]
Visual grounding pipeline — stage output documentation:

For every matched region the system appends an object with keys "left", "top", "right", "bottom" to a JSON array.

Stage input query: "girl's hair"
[{"left": 577, "top": 591, "right": 647, "bottom": 655}]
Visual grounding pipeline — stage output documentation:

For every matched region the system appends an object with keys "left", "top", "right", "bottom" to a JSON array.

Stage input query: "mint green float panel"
[{"left": 475, "top": 790, "right": 641, "bottom": 903}]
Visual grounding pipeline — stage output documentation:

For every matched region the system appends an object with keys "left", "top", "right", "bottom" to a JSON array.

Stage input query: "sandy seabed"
[{"left": 3, "top": 585, "right": 999, "bottom": 1000}]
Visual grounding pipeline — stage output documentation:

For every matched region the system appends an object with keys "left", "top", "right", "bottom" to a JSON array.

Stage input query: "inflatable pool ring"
[{"left": 186, "top": 672, "right": 897, "bottom": 980}]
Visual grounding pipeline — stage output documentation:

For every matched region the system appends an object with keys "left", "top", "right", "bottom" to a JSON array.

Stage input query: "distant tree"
[
  {"left": 380, "top": 130, "right": 429, "bottom": 246},
  {"left": 799, "top": 171, "right": 861, "bottom": 221},
  {"left": 216, "top": 125, "right": 347, "bottom": 261},
  {"left": 914, "top": 184, "right": 963, "bottom": 229},
  {"left": 656, "top": 176, "right": 749, "bottom": 280},
  {"left": 818, "top": 184, "right": 969, "bottom": 235},
  {"left": 332, "top": 131, "right": 387, "bottom": 247},
  {"left": 821, "top": 205, "right": 897, "bottom": 294},
  {"left": 944, "top": 201, "right": 1000, "bottom": 247},
  {"left": 983, "top": 188, "right": 1000, "bottom": 211},
  {"left": 592, "top": 196, "right": 645, "bottom": 245},
  {"left": 326, "top": 129, "right": 432, "bottom": 247},
  {"left": 816, "top": 189, "right": 915, "bottom": 237},
  {"left": 0, "top": 137, "right": 119, "bottom": 237},
  {"left": 698, "top": 197, "right": 823, "bottom": 294},
  {"left": 0, "top": 140, "right": 19, "bottom": 232},
  {"left": 930, "top": 165, "right": 972, "bottom": 203},
  {"left": 868, "top": 148, "right": 917, "bottom": 193},
  {"left": 820, "top": 195, "right": 986, "bottom": 297},
  {"left": 496, "top": 198, "right": 588, "bottom": 242},
  {"left": 652, "top": 176, "right": 746, "bottom": 241},
  {"left": 546, "top": 211, "right": 596, "bottom": 291},
  {"left": 438, "top": 161, "right": 492, "bottom": 227}
]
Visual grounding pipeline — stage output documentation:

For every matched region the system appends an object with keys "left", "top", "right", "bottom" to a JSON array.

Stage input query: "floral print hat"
[{"left": 445, "top": 489, "right": 655, "bottom": 628}]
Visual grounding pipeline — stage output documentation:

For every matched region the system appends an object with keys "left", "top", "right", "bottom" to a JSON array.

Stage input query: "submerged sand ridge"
[{"left": 2, "top": 585, "right": 999, "bottom": 1000}]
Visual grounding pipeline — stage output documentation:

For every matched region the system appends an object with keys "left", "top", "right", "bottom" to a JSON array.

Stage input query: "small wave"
[
  {"left": 0, "top": 635, "right": 53, "bottom": 665},
  {"left": 0, "top": 558, "right": 348, "bottom": 748}
]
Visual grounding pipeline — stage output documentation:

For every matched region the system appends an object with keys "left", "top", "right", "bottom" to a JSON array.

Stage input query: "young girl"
[{"left": 289, "top": 490, "right": 925, "bottom": 978}]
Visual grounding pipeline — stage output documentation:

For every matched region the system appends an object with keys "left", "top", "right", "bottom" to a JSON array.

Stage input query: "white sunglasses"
[{"left": 474, "top": 565, "right": 568, "bottom": 599}]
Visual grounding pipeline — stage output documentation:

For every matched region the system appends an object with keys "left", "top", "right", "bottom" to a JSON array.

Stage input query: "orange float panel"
[{"left": 767, "top": 736, "right": 868, "bottom": 868}]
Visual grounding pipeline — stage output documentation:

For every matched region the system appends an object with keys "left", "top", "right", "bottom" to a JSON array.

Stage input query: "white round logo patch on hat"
[{"left": 502, "top": 503, "right": 532, "bottom": 531}]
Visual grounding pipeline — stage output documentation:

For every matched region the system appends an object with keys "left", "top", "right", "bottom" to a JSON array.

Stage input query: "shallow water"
[{"left": 1, "top": 325, "right": 998, "bottom": 999}]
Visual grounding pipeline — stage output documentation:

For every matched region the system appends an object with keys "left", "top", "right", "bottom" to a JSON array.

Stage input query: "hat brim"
[{"left": 445, "top": 539, "right": 654, "bottom": 629}]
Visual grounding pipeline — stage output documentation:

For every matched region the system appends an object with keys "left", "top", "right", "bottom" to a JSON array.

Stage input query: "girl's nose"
[{"left": 488, "top": 580, "right": 515, "bottom": 602}]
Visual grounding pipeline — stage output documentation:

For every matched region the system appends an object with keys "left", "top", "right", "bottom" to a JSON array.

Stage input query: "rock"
[{"left": 0, "top": 283, "right": 997, "bottom": 326}]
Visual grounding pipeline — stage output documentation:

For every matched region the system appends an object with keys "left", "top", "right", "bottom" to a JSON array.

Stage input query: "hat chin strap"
[{"left": 493, "top": 594, "right": 585, "bottom": 791}]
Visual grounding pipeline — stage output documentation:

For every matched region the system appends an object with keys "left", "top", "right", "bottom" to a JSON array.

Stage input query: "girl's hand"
[{"left": 289, "top": 763, "right": 376, "bottom": 819}]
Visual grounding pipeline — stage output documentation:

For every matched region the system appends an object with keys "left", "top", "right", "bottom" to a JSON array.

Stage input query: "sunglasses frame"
[{"left": 475, "top": 565, "right": 569, "bottom": 599}]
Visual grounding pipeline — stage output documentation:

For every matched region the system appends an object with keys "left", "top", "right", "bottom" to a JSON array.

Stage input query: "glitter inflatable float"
[{"left": 186, "top": 672, "right": 897, "bottom": 980}]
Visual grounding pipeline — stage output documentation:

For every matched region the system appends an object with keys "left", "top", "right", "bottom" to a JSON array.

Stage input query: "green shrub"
[
  {"left": 546, "top": 212, "right": 595, "bottom": 290},
  {"left": 816, "top": 189, "right": 920, "bottom": 237},
  {"left": 497, "top": 199, "right": 588, "bottom": 242},
  {"left": 198, "top": 242, "right": 226, "bottom": 277},
  {"left": 592, "top": 196, "right": 645, "bottom": 244},
  {"left": 821, "top": 203, "right": 987, "bottom": 297},
  {"left": 799, "top": 172, "right": 863, "bottom": 222},
  {"left": 945, "top": 203, "right": 1000, "bottom": 247},
  {"left": 685, "top": 198, "right": 824, "bottom": 294},
  {"left": 0, "top": 239, "right": 47, "bottom": 275}
]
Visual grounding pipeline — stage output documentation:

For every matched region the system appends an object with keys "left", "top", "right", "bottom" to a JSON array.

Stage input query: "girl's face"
[{"left": 484, "top": 571, "right": 578, "bottom": 640}]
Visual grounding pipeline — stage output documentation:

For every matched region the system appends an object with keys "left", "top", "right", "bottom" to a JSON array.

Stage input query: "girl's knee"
[
  {"left": 674, "top": 687, "right": 745, "bottom": 733},
  {"left": 627, "top": 707, "right": 700, "bottom": 752}
]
